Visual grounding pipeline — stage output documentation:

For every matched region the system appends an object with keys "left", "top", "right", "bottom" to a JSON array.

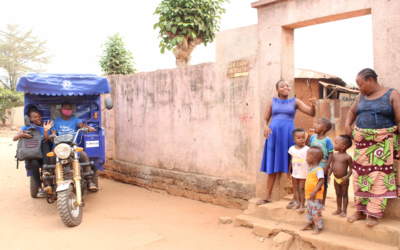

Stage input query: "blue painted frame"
[{"left": 24, "top": 94, "right": 106, "bottom": 170}]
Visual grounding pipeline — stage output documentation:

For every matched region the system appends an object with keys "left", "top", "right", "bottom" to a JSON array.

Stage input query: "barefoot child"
[
  {"left": 329, "top": 135, "right": 353, "bottom": 217},
  {"left": 302, "top": 146, "right": 325, "bottom": 234},
  {"left": 288, "top": 128, "right": 309, "bottom": 213},
  {"left": 309, "top": 118, "right": 333, "bottom": 206}
]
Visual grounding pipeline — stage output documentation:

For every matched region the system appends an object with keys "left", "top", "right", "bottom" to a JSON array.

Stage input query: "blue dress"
[{"left": 260, "top": 97, "right": 296, "bottom": 174}]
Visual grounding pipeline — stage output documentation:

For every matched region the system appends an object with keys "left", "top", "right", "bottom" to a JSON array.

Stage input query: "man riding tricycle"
[{"left": 15, "top": 73, "right": 112, "bottom": 227}]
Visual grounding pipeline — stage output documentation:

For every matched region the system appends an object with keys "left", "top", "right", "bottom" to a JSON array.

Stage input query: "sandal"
[
  {"left": 296, "top": 207, "right": 305, "bottom": 214},
  {"left": 286, "top": 200, "right": 298, "bottom": 209},
  {"left": 347, "top": 212, "right": 366, "bottom": 223},
  {"left": 256, "top": 199, "right": 272, "bottom": 206},
  {"left": 366, "top": 217, "right": 379, "bottom": 227},
  {"left": 301, "top": 223, "right": 313, "bottom": 231}
]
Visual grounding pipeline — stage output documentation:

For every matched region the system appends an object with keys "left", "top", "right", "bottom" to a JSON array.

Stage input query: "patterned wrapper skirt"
[{"left": 352, "top": 126, "right": 399, "bottom": 218}]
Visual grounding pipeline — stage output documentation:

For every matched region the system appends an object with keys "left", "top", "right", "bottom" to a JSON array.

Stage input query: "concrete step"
[
  {"left": 243, "top": 198, "right": 400, "bottom": 247},
  {"left": 235, "top": 214, "right": 397, "bottom": 250}
]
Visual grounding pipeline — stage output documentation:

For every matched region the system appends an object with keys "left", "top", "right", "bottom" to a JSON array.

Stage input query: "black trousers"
[{"left": 25, "top": 140, "right": 52, "bottom": 183}]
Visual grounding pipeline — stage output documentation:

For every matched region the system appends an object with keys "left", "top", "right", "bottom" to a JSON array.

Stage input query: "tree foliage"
[
  {"left": 0, "top": 88, "right": 23, "bottom": 124},
  {"left": 154, "top": 0, "right": 226, "bottom": 67},
  {"left": 100, "top": 34, "right": 136, "bottom": 75},
  {"left": 0, "top": 24, "right": 49, "bottom": 90}
]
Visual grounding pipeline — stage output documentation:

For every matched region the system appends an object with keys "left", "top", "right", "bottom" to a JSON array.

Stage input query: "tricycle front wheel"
[{"left": 57, "top": 186, "right": 82, "bottom": 227}]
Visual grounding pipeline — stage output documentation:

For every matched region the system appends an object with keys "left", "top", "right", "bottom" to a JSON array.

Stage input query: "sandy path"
[{"left": 0, "top": 131, "right": 269, "bottom": 250}]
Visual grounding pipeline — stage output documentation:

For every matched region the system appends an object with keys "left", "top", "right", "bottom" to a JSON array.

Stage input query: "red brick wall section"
[{"left": 294, "top": 79, "right": 319, "bottom": 131}]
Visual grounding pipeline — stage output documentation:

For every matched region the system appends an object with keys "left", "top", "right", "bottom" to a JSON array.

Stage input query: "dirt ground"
[{"left": 0, "top": 128, "right": 270, "bottom": 250}]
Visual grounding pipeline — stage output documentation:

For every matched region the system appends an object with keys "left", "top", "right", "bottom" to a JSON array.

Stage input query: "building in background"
[{"left": 294, "top": 68, "right": 359, "bottom": 135}]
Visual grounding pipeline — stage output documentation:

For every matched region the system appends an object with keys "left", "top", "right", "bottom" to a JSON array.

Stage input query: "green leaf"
[{"left": 153, "top": 0, "right": 226, "bottom": 65}]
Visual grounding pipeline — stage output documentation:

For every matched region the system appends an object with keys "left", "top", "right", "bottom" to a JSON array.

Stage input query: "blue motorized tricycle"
[{"left": 16, "top": 73, "right": 112, "bottom": 227}]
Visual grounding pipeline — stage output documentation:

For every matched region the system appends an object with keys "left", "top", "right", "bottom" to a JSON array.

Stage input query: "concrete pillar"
[
  {"left": 255, "top": 10, "right": 295, "bottom": 200},
  {"left": 371, "top": 0, "right": 400, "bottom": 88},
  {"left": 371, "top": 0, "right": 400, "bottom": 218}
]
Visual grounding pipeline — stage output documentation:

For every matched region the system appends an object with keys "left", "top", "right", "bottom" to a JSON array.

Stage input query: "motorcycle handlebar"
[{"left": 73, "top": 128, "right": 88, "bottom": 144}]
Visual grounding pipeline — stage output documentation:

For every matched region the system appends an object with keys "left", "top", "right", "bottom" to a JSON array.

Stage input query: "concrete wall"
[{"left": 104, "top": 55, "right": 259, "bottom": 208}]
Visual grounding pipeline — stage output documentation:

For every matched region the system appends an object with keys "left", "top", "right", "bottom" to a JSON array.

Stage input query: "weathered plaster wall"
[
  {"left": 103, "top": 34, "right": 259, "bottom": 207},
  {"left": 109, "top": 63, "right": 257, "bottom": 180},
  {"left": 371, "top": 0, "right": 400, "bottom": 88}
]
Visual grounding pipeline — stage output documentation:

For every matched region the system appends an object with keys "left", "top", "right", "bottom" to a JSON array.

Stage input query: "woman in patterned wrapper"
[
  {"left": 258, "top": 80, "right": 316, "bottom": 204},
  {"left": 345, "top": 68, "right": 400, "bottom": 227}
]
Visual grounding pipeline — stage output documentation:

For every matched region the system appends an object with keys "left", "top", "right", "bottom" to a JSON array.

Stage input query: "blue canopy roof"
[{"left": 17, "top": 73, "right": 110, "bottom": 96}]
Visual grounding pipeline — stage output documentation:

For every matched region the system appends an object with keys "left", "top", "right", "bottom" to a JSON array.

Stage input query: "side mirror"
[{"left": 104, "top": 96, "right": 113, "bottom": 110}]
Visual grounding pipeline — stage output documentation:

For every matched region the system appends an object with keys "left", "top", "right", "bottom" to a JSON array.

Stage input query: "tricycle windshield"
[{"left": 54, "top": 134, "right": 74, "bottom": 145}]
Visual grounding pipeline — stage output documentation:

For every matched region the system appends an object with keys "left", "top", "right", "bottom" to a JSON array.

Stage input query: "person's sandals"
[
  {"left": 312, "top": 227, "right": 321, "bottom": 235},
  {"left": 286, "top": 200, "right": 298, "bottom": 209},
  {"left": 301, "top": 223, "right": 313, "bottom": 231},
  {"left": 347, "top": 212, "right": 366, "bottom": 223},
  {"left": 296, "top": 207, "right": 305, "bottom": 214},
  {"left": 332, "top": 210, "right": 341, "bottom": 216},
  {"left": 366, "top": 217, "right": 379, "bottom": 227},
  {"left": 36, "top": 188, "right": 47, "bottom": 198},
  {"left": 256, "top": 199, "right": 271, "bottom": 205},
  {"left": 88, "top": 182, "right": 98, "bottom": 192}
]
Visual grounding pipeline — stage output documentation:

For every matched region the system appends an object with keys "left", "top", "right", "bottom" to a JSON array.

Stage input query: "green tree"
[
  {"left": 100, "top": 34, "right": 136, "bottom": 75},
  {"left": 154, "top": 0, "right": 226, "bottom": 67},
  {"left": 0, "top": 24, "right": 49, "bottom": 90},
  {"left": 0, "top": 88, "right": 23, "bottom": 125}
]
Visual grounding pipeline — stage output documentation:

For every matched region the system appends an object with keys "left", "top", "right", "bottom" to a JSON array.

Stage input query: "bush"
[
  {"left": 0, "top": 88, "right": 23, "bottom": 124},
  {"left": 100, "top": 34, "right": 136, "bottom": 75}
]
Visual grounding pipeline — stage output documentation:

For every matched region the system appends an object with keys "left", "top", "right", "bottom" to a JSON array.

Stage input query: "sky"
[{"left": 1, "top": 0, "right": 372, "bottom": 86}]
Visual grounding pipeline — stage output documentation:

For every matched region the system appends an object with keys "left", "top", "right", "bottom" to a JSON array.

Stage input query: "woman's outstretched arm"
[{"left": 296, "top": 98, "right": 316, "bottom": 117}]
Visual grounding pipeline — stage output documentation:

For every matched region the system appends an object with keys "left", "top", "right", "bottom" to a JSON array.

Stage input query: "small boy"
[
  {"left": 329, "top": 135, "right": 353, "bottom": 217},
  {"left": 302, "top": 146, "right": 325, "bottom": 234},
  {"left": 309, "top": 118, "right": 333, "bottom": 206},
  {"left": 288, "top": 128, "right": 309, "bottom": 213}
]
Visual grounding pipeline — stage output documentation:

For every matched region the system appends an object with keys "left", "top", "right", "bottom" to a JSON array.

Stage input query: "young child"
[
  {"left": 302, "top": 146, "right": 325, "bottom": 234},
  {"left": 309, "top": 118, "right": 333, "bottom": 206},
  {"left": 329, "top": 135, "right": 353, "bottom": 217},
  {"left": 288, "top": 128, "right": 309, "bottom": 213}
]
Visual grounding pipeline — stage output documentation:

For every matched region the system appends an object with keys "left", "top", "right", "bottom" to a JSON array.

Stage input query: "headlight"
[{"left": 54, "top": 143, "right": 72, "bottom": 159}]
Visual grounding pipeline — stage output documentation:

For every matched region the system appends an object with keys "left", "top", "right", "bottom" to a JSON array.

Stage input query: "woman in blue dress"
[{"left": 259, "top": 80, "right": 316, "bottom": 204}]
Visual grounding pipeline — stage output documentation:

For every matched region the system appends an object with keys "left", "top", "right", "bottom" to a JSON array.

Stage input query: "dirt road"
[{"left": 0, "top": 130, "right": 269, "bottom": 250}]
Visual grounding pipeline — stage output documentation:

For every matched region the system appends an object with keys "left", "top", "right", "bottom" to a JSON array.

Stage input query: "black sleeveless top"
[{"left": 356, "top": 88, "right": 395, "bottom": 129}]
